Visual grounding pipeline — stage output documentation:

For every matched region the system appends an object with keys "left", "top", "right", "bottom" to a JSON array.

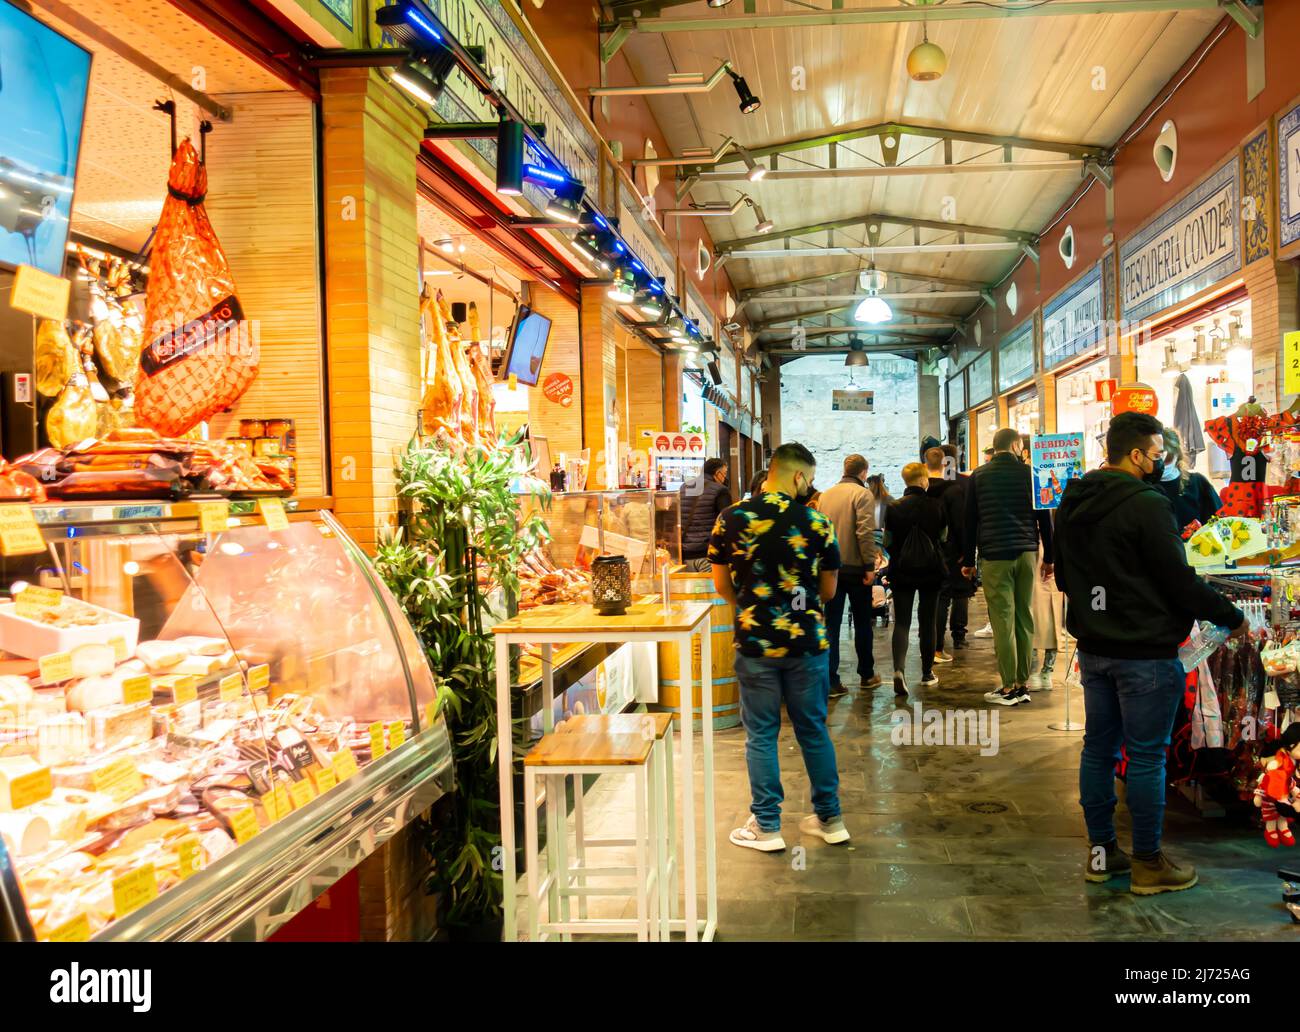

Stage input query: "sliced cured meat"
[{"left": 135, "top": 139, "right": 257, "bottom": 436}]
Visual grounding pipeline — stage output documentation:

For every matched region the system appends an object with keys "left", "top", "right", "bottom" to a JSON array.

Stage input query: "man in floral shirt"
[{"left": 709, "top": 442, "right": 849, "bottom": 852}]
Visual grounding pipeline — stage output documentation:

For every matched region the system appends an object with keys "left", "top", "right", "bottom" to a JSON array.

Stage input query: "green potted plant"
[{"left": 375, "top": 432, "right": 548, "bottom": 938}]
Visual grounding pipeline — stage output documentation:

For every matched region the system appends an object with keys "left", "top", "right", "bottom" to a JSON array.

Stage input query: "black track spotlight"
[
  {"left": 635, "top": 289, "right": 665, "bottom": 318},
  {"left": 727, "top": 68, "right": 760, "bottom": 115},
  {"left": 544, "top": 178, "right": 586, "bottom": 224},
  {"left": 496, "top": 118, "right": 525, "bottom": 196}
]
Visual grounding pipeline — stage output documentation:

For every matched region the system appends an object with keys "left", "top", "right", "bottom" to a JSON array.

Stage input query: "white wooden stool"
[
  {"left": 523, "top": 725, "right": 667, "bottom": 941},
  {"left": 557, "top": 713, "right": 677, "bottom": 934}
]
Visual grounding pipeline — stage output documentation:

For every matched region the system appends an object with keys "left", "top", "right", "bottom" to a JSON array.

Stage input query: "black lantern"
[{"left": 591, "top": 554, "right": 632, "bottom": 615}]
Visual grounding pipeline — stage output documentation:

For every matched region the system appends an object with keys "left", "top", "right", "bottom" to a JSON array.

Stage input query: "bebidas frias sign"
[{"left": 1120, "top": 157, "right": 1241, "bottom": 325}]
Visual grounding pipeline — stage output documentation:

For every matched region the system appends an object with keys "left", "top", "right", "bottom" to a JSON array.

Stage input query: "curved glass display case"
[{"left": 0, "top": 502, "right": 450, "bottom": 942}]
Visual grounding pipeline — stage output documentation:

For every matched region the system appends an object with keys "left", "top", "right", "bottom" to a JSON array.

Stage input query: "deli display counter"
[{"left": 0, "top": 502, "right": 451, "bottom": 942}]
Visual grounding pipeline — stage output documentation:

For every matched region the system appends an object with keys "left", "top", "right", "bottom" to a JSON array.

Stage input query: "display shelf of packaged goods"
[{"left": 0, "top": 506, "right": 451, "bottom": 942}]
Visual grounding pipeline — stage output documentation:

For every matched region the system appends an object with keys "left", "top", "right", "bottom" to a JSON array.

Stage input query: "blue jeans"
[
  {"left": 735, "top": 651, "right": 841, "bottom": 831},
  {"left": 824, "top": 569, "right": 875, "bottom": 683},
  {"left": 1077, "top": 651, "right": 1185, "bottom": 855}
]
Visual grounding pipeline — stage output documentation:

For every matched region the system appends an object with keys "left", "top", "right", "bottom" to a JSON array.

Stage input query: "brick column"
[
  {"left": 579, "top": 283, "right": 619, "bottom": 487},
  {"left": 320, "top": 67, "right": 425, "bottom": 551}
]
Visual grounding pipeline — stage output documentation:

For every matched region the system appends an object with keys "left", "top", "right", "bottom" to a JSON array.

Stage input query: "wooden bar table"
[{"left": 492, "top": 599, "right": 717, "bottom": 941}]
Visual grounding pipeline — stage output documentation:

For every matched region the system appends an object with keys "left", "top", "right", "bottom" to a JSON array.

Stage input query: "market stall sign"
[
  {"left": 998, "top": 323, "right": 1037, "bottom": 392},
  {"left": 1111, "top": 383, "right": 1159, "bottom": 417},
  {"left": 1042, "top": 267, "right": 1103, "bottom": 370},
  {"left": 542, "top": 372, "right": 574, "bottom": 406},
  {"left": 10, "top": 264, "right": 71, "bottom": 322},
  {"left": 831, "top": 390, "right": 874, "bottom": 413},
  {"left": 968, "top": 352, "right": 994, "bottom": 406},
  {"left": 1031, "top": 433, "right": 1085, "bottom": 511},
  {"left": 1095, "top": 378, "right": 1119, "bottom": 403},
  {"left": 1119, "top": 157, "right": 1241, "bottom": 324},
  {"left": 648, "top": 432, "right": 706, "bottom": 457}
]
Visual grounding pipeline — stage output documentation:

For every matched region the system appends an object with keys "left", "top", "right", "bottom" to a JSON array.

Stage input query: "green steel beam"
[
  {"left": 611, "top": 0, "right": 1222, "bottom": 34},
  {"left": 1221, "top": 0, "right": 1263, "bottom": 37},
  {"left": 716, "top": 210, "right": 1036, "bottom": 254},
  {"left": 600, "top": 21, "right": 633, "bottom": 63}
]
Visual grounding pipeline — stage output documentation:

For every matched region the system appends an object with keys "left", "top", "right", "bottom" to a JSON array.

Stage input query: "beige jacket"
[{"left": 817, "top": 476, "right": 878, "bottom": 569}]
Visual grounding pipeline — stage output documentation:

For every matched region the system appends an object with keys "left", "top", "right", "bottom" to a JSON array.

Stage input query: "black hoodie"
[{"left": 1053, "top": 469, "right": 1243, "bottom": 660}]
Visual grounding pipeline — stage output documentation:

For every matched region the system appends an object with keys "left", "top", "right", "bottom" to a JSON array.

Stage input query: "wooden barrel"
[{"left": 655, "top": 570, "right": 740, "bottom": 731}]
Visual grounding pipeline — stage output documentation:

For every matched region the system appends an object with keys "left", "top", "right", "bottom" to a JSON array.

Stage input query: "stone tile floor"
[{"left": 528, "top": 597, "right": 1298, "bottom": 940}]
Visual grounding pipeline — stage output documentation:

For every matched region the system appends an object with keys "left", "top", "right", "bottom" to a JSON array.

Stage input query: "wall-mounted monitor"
[
  {"left": 0, "top": 0, "right": 92, "bottom": 275},
  {"left": 501, "top": 305, "right": 552, "bottom": 387}
]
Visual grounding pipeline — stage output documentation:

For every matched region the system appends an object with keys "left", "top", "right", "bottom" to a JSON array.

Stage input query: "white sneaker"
[
  {"left": 983, "top": 685, "right": 1011, "bottom": 700},
  {"left": 973, "top": 623, "right": 994, "bottom": 638},
  {"left": 1034, "top": 669, "right": 1056, "bottom": 690},
  {"left": 730, "top": 814, "right": 786, "bottom": 852},
  {"left": 800, "top": 814, "right": 850, "bottom": 844},
  {"left": 920, "top": 672, "right": 939, "bottom": 688}
]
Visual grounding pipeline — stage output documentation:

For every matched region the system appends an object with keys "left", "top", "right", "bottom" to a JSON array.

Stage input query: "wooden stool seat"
[
  {"left": 557, "top": 713, "right": 674, "bottom": 739},
  {"left": 524, "top": 732, "right": 654, "bottom": 767}
]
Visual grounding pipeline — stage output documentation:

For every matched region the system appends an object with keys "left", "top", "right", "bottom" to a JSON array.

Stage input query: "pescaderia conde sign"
[{"left": 1119, "top": 157, "right": 1241, "bottom": 325}]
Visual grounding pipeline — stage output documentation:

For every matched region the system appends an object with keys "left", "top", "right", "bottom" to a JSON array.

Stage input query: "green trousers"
[{"left": 979, "top": 552, "right": 1037, "bottom": 689}]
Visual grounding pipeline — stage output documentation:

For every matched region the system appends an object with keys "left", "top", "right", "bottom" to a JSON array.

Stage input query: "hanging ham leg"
[
  {"left": 135, "top": 139, "right": 257, "bottom": 437},
  {"left": 419, "top": 287, "right": 461, "bottom": 440},
  {"left": 439, "top": 292, "right": 478, "bottom": 444},
  {"left": 468, "top": 341, "right": 497, "bottom": 447}
]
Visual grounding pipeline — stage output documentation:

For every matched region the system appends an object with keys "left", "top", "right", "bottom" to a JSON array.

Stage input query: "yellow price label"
[
  {"left": 387, "top": 720, "right": 405, "bottom": 750},
  {"left": 15, "top": 585, "right": 62, "bottom": 619},
  {"left": 312, "top": 767, "right": 337, "bottom": 794},
  {"left": 171, "top": 676, "right": 198, "bottom": 706},
  {"left": 11, "top": 264, "right": 71, "bottom": 321},
  {"left": 369, "top": 721, "right": 386, "bottom": 760},
  {"left": 271, "top": 785, "right": 292, "bottom": 823},
  {"left": 45, "top": 912, "right": 90, "bottom": 942},
  {"left": 112, "top": 864, "right": 158, "bottom": 918},
  {"left": 332, "top": 749, "right": 359, "bottom": 781},
  {"left": 247, "top": 664, "right": 270, "bottom": 691},
  {"left": 0, "top": 504, "right": 45, "bottom": 557},
  {"left": 109, "top": 637, "right": 129, "bottom": 662},
  {"left": 229, "top": 806, "right": 260, "bottom": 844},
  {"left": 177, "top": 836, "right": 202, "bottom": 879},
  {"left": 261, "top": 790, "right": 281, "bottom": 823},
  {"left": 259, "top": 498, "right": 289, "bottom": 531},
  {"left": 9, "top": 766, "right": 52, "bottom": 809},
  {"left": 38, "top": 652, "right": 73, "bottom": 685},
  {"left": 198, "top": 501, "right": 228, "bottom": 534},
  {"left": 218, "top": 673, "right": 243, "bottom": 703},
  {"left": 91, "top": 757, "right": 143, "bottom": 803},
  {"left": 121, "top": 675, "right": 152, "bottom": 706},
  {"left": 289, "top": 779, "right": 316, "bottom": 809}
]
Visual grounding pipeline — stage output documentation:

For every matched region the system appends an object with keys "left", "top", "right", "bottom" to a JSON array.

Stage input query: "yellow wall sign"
[
  {"left": 112, "top": 864, "right": 159, "bottom": 918},
  {"left": 11, "top": 264, "right": 71, "bottom": 321},
  {"left": 1286, "top": 331, "right": 1300, "bottom": 397},
  {"left": 0, "top": 504, "right": 46, "bottom": 557}
]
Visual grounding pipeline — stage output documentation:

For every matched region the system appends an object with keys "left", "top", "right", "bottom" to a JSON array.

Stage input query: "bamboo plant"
[{"left": 375, "top": 431, "right": 549, "bottom": 931}]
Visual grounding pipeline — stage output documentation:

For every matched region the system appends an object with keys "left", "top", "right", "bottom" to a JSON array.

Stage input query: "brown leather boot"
[
  {"left": 1084, "top": 842, "right": 1131, "bottom": 883},
  {"left": 1130, "top": 851, "right": 1198, "bottom": 895}
]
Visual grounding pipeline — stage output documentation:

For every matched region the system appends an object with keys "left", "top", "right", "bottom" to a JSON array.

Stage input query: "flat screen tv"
[
  {"left": 503, "top": 305, "right": 553, "bottom": 387},
  {"left": 0, "top": 0, "right": 92, "bottom": 276}
]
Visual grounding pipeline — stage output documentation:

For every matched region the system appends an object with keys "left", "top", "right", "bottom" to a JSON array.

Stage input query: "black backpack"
[{"left": 894, "top": 523, "right": 947, "bottom": 584}]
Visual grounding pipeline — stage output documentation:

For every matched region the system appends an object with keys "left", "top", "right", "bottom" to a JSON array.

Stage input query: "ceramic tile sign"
[
  {"left": 1031, "top": 433, "right": 1085, "bottom": 510},
  {"left": 831, "top": 390, "right": 874, "bottom": 412}
]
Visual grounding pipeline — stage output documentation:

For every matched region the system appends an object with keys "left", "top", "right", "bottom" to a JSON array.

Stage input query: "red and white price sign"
[{"left": 543, "top": 373, "right": 574, "bottom": 407}]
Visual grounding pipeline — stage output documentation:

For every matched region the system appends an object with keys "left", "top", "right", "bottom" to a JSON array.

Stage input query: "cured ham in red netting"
[{"left": 134, "top": 139, "right": 257, "bottom": 436}]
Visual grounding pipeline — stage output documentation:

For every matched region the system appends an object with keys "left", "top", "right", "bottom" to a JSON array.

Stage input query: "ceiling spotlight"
[
  {"left": 907, "top": 25, "right": 948, "bottom": 82},
  {"left": 737, "top": 144, "right": 767, "bottom": 182},
  {"left": 391, "top": 60, "right": 443, "bottom": 106},
  {"left": 436, "top": 238, "right": 455, "bottom": 254},
  {"left": 727, "top": 68, "right": 761, "bottom": 114},
  {"left": 496, "top": 118, "right": 525, "bottom": 196},
  {"left": 607, "top": 267, "right": 636, "bottom": 304},
  {"left": 752, "top": 203, "right": 774, "bottom": 233},
  {"left": 845, "top": 337, "right": 870, "bottom": 368},
  {"left": 669, "top": 317, "right": 690, "bottom": 344},
  {"left": 707, "top": 0, "right": 732, "bottom": 7},
  {"left": 635, "top": 289, "right": 665, "bottom": 318},
  {"left": 457, "top": 241, "right": 466, "bottom": 253},
  {"left": 573, "top": 232, "right": 607, "bottom": 268},
  {"left": 545, "top": 195, "right": 582, "bottom": 224}
]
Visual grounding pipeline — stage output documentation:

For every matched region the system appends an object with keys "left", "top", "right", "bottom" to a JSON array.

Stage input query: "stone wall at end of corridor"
[{"left": 778, "top": 353, "right": 920, "bottom": 498}]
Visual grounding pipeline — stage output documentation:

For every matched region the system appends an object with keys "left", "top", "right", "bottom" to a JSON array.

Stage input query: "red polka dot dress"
[{"left": 1204, "top": 415, "right": 1271, "bottom": 518}]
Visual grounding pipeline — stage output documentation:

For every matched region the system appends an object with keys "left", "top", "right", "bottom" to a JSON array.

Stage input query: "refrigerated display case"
[{"left": 0, "top": 501, "right": 451, "bottom": 942}]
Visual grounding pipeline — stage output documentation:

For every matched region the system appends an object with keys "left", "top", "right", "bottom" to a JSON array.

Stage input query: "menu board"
[{"left": 998, "top": 322, "right": 1036, "bottom": 392}]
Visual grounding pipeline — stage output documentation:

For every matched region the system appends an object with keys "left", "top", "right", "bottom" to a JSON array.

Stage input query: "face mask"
[
  {"left": 1161, "top": 461, "right": 1180, "bottom": 482},
  {"left": 1142, "top": 457, "right": 1166, "bottom": 484}
]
